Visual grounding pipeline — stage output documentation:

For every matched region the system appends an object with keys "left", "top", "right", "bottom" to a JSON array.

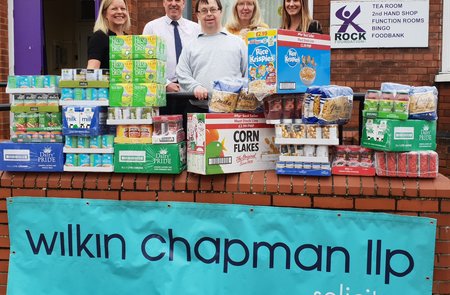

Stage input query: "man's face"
[
  {"left": 197, "top": 1, "right": 222, "bottom": 34},
  {"left": 163, "top": 0, "right": 185, "bottom": 20}
]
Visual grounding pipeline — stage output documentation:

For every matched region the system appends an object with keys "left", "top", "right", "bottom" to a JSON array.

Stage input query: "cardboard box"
[
  {"left": 361, "top": 118, "right": 436, "bottom": 152},
  {"left": 62, "top": 106, "right": 108, "bottom": 136},
  {"left": 187, "top": 113, "right": 278, "bottom": 175},
  {"left": 109, "top": 83, "right": 166, "bottom": 107},
  {"left": 0, "top": 142, "right": 64, "bottom": 172},
  {"left": 247, "top": 29, "right": 330, "bottom": 94},
  {"left": 133, "top": 60, "right": 166, "bottom": 84},
  {"left": 114, "top": 142, "right": 186, "bottom": 174},
  {"left": 132, "top": 35, "right": 166, "bottom": 61}
]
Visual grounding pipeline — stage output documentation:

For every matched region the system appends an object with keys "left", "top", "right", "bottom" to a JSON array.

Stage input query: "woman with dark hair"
[
  {"left": 87, "top": 0, "right": 131, "bottom": 69},
  {"left": 280, "top": 0, "right": 322, "bottom": 33}
]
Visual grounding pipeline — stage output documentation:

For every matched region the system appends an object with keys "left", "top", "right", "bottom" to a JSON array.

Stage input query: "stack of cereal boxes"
[
  {"left": 361, "top": 82, "right": 438, "bottom": 178},
  {"left": 59, "top": 69, "right": 115, "bottom": 172},
  {"left": 0, "top": 75, "right": 64, "bottom": 171}
]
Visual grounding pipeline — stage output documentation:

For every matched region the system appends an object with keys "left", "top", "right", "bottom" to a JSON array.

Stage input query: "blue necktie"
[{"left": 171, "top": 20, "right": 182, "bottom": 64}]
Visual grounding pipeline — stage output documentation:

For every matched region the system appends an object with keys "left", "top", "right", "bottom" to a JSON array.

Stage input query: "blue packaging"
[
  {"left": 79, "top": 154, "right": 91, "bottom": 167},
  {"left": 65, "top": 154, "right": 79, "bottom": 166},
  {"left": 248, "top": 29, "right": 331, "bottom": 94},
  {"left": 0, "top": 142, "right": 64, "bottom": 172},
  {"left": 61, "top": 88, "right": 74, "bottom": 100},
  {"left": 90, "top": 154, "right": 102, "bottom": 167},
  {"left": 62, "top": 106, "right": 108, "bottom": 136},
  {"left": 98, "top": 88, "right": 109, "bottom": 101},
  {"left": 101, "top": 154, "right": 113, "bottom": 167}
]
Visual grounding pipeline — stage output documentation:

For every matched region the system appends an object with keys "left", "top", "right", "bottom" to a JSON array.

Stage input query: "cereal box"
[
  {"left": 247, "top": 29, "right": 330, "bottom": 94},
  {"left": 132, "top": 35, "right": 166, "bottom": 61},
  {"left": 187, "top": 113, "right": 278, "bottom": 175}
]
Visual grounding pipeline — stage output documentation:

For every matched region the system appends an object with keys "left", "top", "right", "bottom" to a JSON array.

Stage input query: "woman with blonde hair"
[
  {"left": 225, "top": 0, "right": 268, "bottom": 42},
  {"left": 281, "top": 0, "right": 322, "bottom": 33},
  {"left": 87, "top": 0, "right": 131, "bottom": 69}
]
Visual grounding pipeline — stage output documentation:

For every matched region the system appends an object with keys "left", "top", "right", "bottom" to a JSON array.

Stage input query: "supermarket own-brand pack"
[
  {"left": 187, "top": 113, "right": 279, "bottom": 175},
  {"left": 247, "top": 29, "right": 330, "bottom": 95}
]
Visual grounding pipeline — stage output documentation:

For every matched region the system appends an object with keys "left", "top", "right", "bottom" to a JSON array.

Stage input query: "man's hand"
[
  {"left": 166, "top": 82, "right": 181, "bottom": 92},
  {"left": 194, "top": 86, "right": 208, "bottom": 100}
]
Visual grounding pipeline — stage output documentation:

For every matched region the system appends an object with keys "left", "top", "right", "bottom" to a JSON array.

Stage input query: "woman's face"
[
  {"left": 285, "top": 0, "right": 302, "bottom": 17},
  {"left": 105, "top": 0, "right": 128, "bottom": 27},
  {"left": 236, "top": 0, "right": 255, "bottom": 24}
]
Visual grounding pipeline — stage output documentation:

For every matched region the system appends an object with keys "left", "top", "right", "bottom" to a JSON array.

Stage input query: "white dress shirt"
[{"left": 143, "top": 15, "right": 201, "bottom": 83}]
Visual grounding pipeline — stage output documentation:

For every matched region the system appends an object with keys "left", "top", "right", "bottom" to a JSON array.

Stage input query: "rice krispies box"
[
  {"left": 247, "top": 29, "right": 330, "bottom": 94},
  {"left": 187, "top": 113, "right": 279, "bottom": 175}
]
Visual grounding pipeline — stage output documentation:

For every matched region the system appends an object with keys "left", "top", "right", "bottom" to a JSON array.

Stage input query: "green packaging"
[
  {"left": 109, "top": 35, "right": 133, "bottom": 60},
  {"left": 132, "top": 35, "right": 166, "bottom": 61},
  {"left": 110, "top": 60, "right": 133, "bottom": 83},
  {"left": 109, "top": 84, "right": 133, "bottom": 106},
  {"left": 133, "top": 60, "right": 166, "bottom": 84},
  {"left": 114, "top": 142, "right": 186, "bottom": 174},
  {"left": 361, "top": 118, "right": 436, "bottom": 152},
  {"left": 133, "top": 83, "right": 166, "bottom": 107}
]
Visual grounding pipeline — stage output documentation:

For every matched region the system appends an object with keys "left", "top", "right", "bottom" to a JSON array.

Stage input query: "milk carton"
[
  {"left": 187, "top": 113, "right": 279, "bottom": 174},
  {"left": 247, "top": 29, "right": 330, "bottom": 94}
]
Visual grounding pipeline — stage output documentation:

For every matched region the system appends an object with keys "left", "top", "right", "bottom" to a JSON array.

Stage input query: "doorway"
[{"left": 43, "top": 0, "right": 95, "bottom": 74}]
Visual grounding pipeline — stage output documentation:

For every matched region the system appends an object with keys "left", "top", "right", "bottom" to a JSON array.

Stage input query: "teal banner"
[{"left": 7, "top": 197, "right": 436, "bottom": 295}]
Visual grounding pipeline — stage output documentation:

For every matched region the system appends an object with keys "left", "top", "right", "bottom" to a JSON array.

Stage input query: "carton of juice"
[
  {"left": 133, "top": 83, "right": 166, "bottom": 107},
  {"left": 109, "top": 84, "right": 133, "bottom": 106},
  {"left": 132, "top": 35, "right": 166, "bottom": 61},
  {"left": 109, "top": 35, "right": 133, "bottom": 60},
  {"left": 110, "top": 60, "right": 133, "bottom": 83},
  {"left": 133, "top": 60, "right": 166, "bottom": 84}
]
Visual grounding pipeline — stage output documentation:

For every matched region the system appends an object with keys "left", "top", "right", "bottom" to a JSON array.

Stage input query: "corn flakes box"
[
  {"left": 247, "top": 29, "right": 330, "bottom": 94},
  {"left": 132, "top": 35, "right": 167, "bottom": 61},
  {"left": 109, "top": 35, "right": 133, "bottom": 60},
  {"left": 133, "top": 60, "right": 166, "bottom": 84},
  {"left": 187, "top": 113, "right": 279, "bottom": 175}
]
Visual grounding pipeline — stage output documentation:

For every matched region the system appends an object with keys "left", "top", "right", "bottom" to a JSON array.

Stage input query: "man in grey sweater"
[{"left": 176, "top": 0, "right": 247, "bottom": 111}]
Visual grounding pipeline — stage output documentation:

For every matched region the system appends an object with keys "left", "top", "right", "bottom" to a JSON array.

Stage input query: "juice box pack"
[
  {"left": 110, "top": 60, "right": 166, "bottom": 84},
  {"left": 361, "top": 118, "right": 436, "bottom": 152},
  {"left": 247, "top": 29, "right": 330, "bottom": 94},
  {"left": 109, "top": 83, "right": 166, "bottom": 107},
  {"left": 109, "top": 35, "right": 166, "bottom": 61},
  {"left": 114, "top": 142, "right": 186, "bottom": 174},
  {"left": 187, "top": 113, "right": 279, "bottom": 175}
]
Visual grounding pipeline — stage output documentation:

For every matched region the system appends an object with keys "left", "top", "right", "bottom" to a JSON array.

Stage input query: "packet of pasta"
[{"left": 208, "top": 79, "right": 243, "bottom": 113}]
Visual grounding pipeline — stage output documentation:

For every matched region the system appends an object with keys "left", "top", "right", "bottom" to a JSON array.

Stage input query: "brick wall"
[{"left": 0, "top": 171, "right": 449, "bottom": 294}]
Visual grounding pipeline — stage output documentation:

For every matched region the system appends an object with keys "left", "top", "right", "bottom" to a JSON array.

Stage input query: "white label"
[
  {"left": 3, "top": 149, "right": 30, "bottom": 161},
  {"left": 394, "top": 127, "right": 414, "bottom": 140},
  {"left": 119, "top": 151, "right": 146, "bottom": 163},
  {"left": 330, "top": 0, "right": 429, "bottom": 48}
]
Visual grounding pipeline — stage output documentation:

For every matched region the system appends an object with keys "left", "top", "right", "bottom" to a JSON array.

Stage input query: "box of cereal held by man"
[
  {"left": 187, "top": 113, "right": 279, "bottom": 175},
  {"left": 247, "top": 29, "right": 330, "bottom": 94}
]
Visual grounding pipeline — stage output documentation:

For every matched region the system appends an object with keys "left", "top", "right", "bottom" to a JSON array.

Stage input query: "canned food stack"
[
  {"left": 361, "top": 82, "right": 438, "bottom": 178},
  {"left": 59, "top": 69, "right": 115, "bottom": 172},
  {"left": 331, "top": 145, "right": 376, "bottom": 176},
  {"left": 0, "top": 75, "right": 65, "bottom": 172},
  {"left": 274, "top": 123, "right": 339, "bottom": 176},
  {"left": 270, "top": 85, "right": 353, "bottom": 176}
]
